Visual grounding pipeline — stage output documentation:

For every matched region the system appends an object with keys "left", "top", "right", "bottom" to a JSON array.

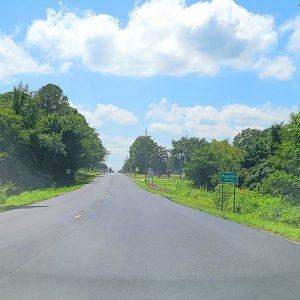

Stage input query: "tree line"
[
  {"left": 0, "top": 83, "right": 107, "bottom": 195},
  {"left": 121, "top": 110, "right": 300, "bottom": 204}
]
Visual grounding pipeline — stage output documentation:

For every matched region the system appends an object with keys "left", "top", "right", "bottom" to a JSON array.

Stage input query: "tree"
[
  {"left": 81, "top": 128, "right": 108, "bottom": 171},
  {"left": 170, "top": 137, "right": 208, "bottom": 171},
  {"left": 37, "top": 84, "right": 69, "bottom": 114},
  {"left": 10, "top": 83, "right": 39, "bottom": 129},
  {"left": 149, "top": 146, "right": 168, "bottom": 176},
  {"left": 260, "top": 171, "right": 300, "bottom": 204},
  {"left": 266, "top": 123, "right": 283, "bottom": 156},
  {"left": 210, "top": 140, "right": 243, "bottom": 172},
  {"left": 233, "top": 128, "right": 266, "bottom": 151},
  {"left": 281, "top": 111, "right": 300, "bottom": 177},
  {"left": 129, "top": 136, "right": 157, "bottom": 174},
  {"left": 0, "top": 107, "right": 46, "bottom": 189},
  {"left": 185, "top": 146, "right": 218, "bottom": 189},
  {"left": 0, "top": 83, "right": 108, "bottom": 189},
  {"left": 233, "top": 128, "right": 271, "bottom": 188}
]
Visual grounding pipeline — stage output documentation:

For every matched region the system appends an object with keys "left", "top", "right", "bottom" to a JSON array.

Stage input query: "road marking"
[
  {"left": 96, "top": 203, "right": 100, "bottom": 206},
  {"left": 74, "top": 214, "right": 82, "bottom": 219}
]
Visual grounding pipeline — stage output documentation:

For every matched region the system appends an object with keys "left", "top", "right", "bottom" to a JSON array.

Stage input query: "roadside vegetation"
[
  {"left": 0, "top": 83, "right": 108, "bottom": 207},
  {"left": 0, "top": 171, "right": 100, "bottom": 212},
  {"left": 132, "top": 175, "right": 299, "bottom": 241},
  {"left": 123, "top": 109, "right": 300, "bottom": 241}
]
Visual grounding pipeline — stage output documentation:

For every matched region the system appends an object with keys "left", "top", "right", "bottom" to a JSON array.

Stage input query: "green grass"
[
  {"left": 130, "top": 174, "right": 300, "bottom": 242},
  {"left": 0, "top": 171, "right": 101, "bottom": 212}
]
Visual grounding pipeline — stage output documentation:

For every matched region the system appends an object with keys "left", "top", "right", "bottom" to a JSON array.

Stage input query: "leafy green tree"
[
  {"left": 281, "top": 111, "right": 300, "bottom": 177},
  {"left": 170, "top": 137, "right": 208, "bottom": 171},
  {"left": 266, "top": 123, "right": 283, "bottom": 156},
  {"left": 233, "top": 128, "right": 265, "bottom": 150},
  {"left": 120, "top": 158, "right": 131, "bottom": 173},
  {"left": 37, "top": 84, "right": 69, "bottom": 114},
  {"left": 12, "top": 84, "right": 39, "bottom": 129},
  {"left": 81, "top": 128, "right": 107, "bottom": 171},
  {"left": 261, "top": 171, "right": 300, "bottom": 204},
  {"left": 129, "top": 136, "right": 157, "bottom": 174},
  {"left": 149, "top": 145, "right": 168, "bottom": 176},
  {"left": 0, "top": 107, "right": 45, "bottom": 189},
  {"left": 210, "top": 140, "right": 243, "bottom": 172},
  {"left": 185, "top": 146, "right": 218, "bottom": 189},
  {"left": 0, "top": 83, "right": 107, "bottom": 189},
  {"left": 234, "top": 128, "right": 269, "bottom": 169}
]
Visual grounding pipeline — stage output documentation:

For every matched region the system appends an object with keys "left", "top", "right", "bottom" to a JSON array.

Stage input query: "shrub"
[
  {"left": 260, "top": 171, "right": 300, "bottom": 203},
  {"left": 0, "top": 181, "right": 16, "bottom": 204}
]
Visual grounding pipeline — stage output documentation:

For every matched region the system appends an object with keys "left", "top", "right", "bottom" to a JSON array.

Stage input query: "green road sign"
[
  {"left": 135, "top": 167, "right": 140, "bottom": 173},
  {"left": 220, "top": 172, "right": 238, "bottom": 184}
]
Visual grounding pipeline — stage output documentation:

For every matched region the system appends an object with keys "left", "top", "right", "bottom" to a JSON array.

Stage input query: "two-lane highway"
[{"left": 0, "top": 174, "right": 299, "bottom": 299}]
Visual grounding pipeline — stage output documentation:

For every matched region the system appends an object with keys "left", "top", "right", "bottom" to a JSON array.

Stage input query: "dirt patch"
[{"left": 149, "top": 184, "right": 170, "bottom": 193}]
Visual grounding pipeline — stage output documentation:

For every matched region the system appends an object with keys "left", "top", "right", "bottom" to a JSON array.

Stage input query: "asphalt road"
[{"left": 0, "top": 174, "right": 299, "bottom": 300}]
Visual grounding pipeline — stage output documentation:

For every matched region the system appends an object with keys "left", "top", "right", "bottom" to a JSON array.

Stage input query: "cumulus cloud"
[
  {"left": 0, "top": 35, "right": 51, "bottom": 81},
  {"left": 101, "top": 135, "right": 135, "bottom": 171},
  {"left": 59, "top": 61, "right": 73, "bottom": 73},
  {"left": 255, "top": 56, "right": 296, "bottom": 80},
  {"left": 102, "top": 135, "right": 135, "bottom": 156},
  {"left": 71, "top": 102, "right": 138, "bottom": 128},
  {"left": 25, "top": 0, "right": 294, "bottom": 79},
  {"left": 69, "top": 102, "right": 137, "bottom": 170},
  {"left": 281, "top": 15, "right": 300, "bottom": 52},
  {"left": 146, "top": 98, "right": 295, "bottom": 139}
]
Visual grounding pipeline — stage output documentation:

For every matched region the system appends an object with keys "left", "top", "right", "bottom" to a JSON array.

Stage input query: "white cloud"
[
  {"left": 255, "top": 56, "right": 296, "bottom": 80},
  {"left": 59, "top": 61, "right": 73, "bottom": 73},
  {"left": 0, "top": 35, "right": 51, "bottom": 82},
  {"left": 70, "top": 101, "right": 137, "bottom": 170},
  {"left": 103, "top": 135, "right": 135, "bottom": 156},
  {"left": 101, "top": 135, "right": 135, "bottom": 171},
  {"left": 25, "top": 0, "right": 294, "bottom": 79},
  {"left": 146, "top": 98, "right": 295, "bottom": 139},
  {"left": 71, "top": 102, "right": 138, "bottom": 128},
  {"left": 281, "top": 15, "right": 300, "bottom": 52},
  {"left": 149, "top": 122, "right": 182, "bottom": 134}
]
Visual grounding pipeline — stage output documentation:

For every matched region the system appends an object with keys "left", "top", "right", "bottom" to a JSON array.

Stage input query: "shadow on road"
[{"left": 18, "top": 205, "right": 50, "bottom": 209}]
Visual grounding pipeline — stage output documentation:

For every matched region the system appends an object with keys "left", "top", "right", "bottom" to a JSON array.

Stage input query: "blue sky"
[{"left": 0, "top": 0, "right": 299, "bottom": 171}]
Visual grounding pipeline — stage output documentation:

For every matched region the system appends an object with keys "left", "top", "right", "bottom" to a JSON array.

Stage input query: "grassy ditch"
[
  {"left": 0, "top": 171, "right": 101, "bottom": 212},
  {"left": 131, "top": 174, "right": 300, "bottom": 242}
]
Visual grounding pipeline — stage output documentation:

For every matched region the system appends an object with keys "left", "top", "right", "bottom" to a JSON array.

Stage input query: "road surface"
[{"left": 0, "top": 174, "right": 299, "bottom": 299}]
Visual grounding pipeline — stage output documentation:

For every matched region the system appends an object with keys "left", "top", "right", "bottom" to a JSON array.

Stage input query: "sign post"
[
  {"left": 135, "top": 166, "right": 139, "bottom": 177},
  {"left": 233, "top": 184, "right": 236, "bottom": 212},
  {"left": 66, "top": 169, "right": 71, "bottom": 183},
  {"left": 148, "top": 168, "right": 154, "bottom": 189},
  {"left": 221, "top": 183, "right": 224, "bottom": 210},
  {"left": 220, "top": 172, "right": 238, "bottom": 211}
]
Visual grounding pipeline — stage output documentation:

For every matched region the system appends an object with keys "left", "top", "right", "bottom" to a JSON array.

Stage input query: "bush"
[
  {"left": 0, "top": 181, "right": 16, "bottom": 204},
  {"left": 260, "top": 171, "right": 300, "bottom": 203},
  {"left": 213, "top": 184, "right": 235, "bottom": 210},
  {"left": 279, "top": 206, "right": 300, "bottom": 226},
  {"left": 185, "top": 148, "right": 218, "bottom": 189}
]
